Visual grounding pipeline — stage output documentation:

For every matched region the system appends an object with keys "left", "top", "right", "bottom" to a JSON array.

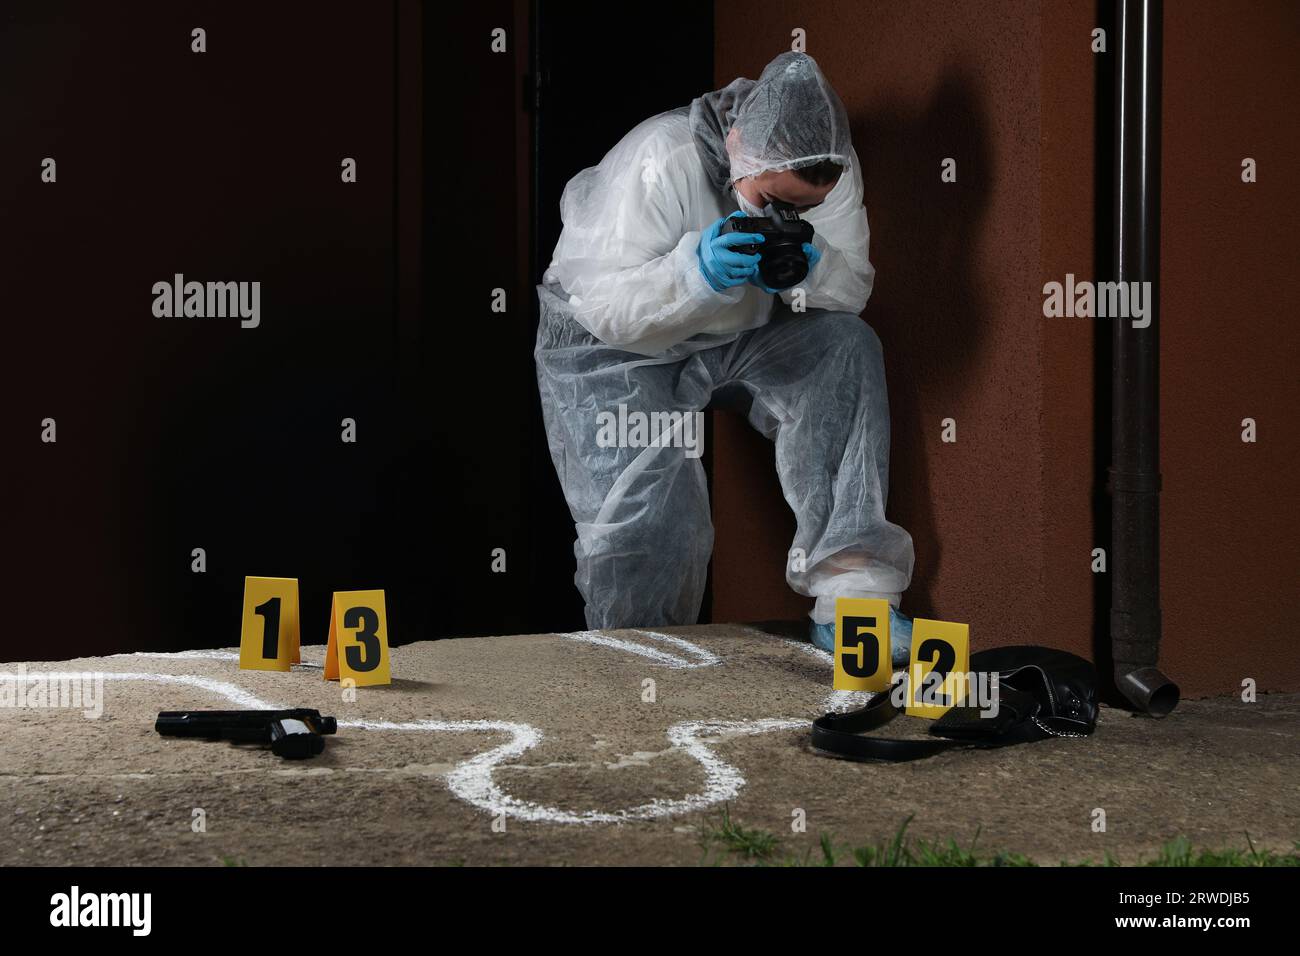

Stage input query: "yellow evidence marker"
[
  {"left": 905, "top": 618, "right": 971, "bottom": 719},
  {"left": 833, "top": 597, "right": 892, "bottom": 692},
  {"left": 239, "top": 576, "right": 301, "bottom": 671},
  {"left": 324, "top": 589, "right": 392, "bottom": 687}
]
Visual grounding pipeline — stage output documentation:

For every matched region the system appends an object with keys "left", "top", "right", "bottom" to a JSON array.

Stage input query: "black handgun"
[{"left": 155, "top": 708, "right": 338, "bottom": 759}]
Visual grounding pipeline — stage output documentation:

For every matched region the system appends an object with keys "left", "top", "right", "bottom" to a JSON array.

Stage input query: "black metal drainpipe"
[{"left": 1110, "top": 0, "right": 1179, "bottom": 716}]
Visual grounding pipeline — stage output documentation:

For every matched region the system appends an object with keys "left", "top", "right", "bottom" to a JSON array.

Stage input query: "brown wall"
[
  {"left": 709, "top": 0, "right": 1299, "bottom": 697},
  {"left": 1157, "top": 1, "right": 1299, "bottom": 694},
  {"left": 711, "top": 0, "right": 1051, "bottom": 653}
]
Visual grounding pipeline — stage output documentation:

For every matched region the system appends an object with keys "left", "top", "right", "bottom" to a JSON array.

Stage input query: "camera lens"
[{"left": 759, "top": 240, "right": 808, "bottom": 289}]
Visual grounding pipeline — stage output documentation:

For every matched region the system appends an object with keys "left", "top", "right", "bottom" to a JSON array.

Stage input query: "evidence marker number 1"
[{"left": 239, "top": 576, "right": 301, "bottom": 671}]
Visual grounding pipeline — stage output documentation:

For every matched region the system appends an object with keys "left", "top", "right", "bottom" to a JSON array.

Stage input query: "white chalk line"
[
  {"left": 0, "top": 671, "right": 275, "bottom": 710},
  {"left": 121, "top": 650, "right": 324, "bottom": 670},
  {"left": 0, "top": 668, "right": 804, "bottom": 826},
  {"left": 120, "top": 650, "right": 242, "bottom": 662},
  {"left": 6, "top": 628, "right": 843, "bottom": 825},
  {"left": 122, "top": 631, "right": 725, "bottom": 670},
  {"left": 115, "top": 635, "right": 720, "bottom": 719},
  {"left": 347, "top": 713, "right": 804, "bottom": 824},
  {"left": 557, "top": 629, "right": 721, "bottom": 668}
]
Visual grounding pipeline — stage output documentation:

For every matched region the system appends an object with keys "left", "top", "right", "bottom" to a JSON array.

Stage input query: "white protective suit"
[{"left": 535, "top": 52, "right": 915, "bottom": 628}]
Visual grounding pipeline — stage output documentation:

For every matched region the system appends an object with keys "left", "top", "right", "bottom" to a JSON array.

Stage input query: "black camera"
[{"left": 719, "top": 200, "right": 816, "bottom": 289}]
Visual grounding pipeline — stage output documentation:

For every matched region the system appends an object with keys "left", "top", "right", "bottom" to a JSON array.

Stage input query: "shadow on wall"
[{"left": 855, "top": 66, "right": 993, "bottom": 620}]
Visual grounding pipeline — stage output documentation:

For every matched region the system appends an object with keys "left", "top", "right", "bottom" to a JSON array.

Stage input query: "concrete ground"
[{"left": 1, "top": 624, "right": 1295, "bottom": 866}]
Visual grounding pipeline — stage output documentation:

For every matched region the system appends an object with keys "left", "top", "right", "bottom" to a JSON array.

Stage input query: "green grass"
[
  {"left": 698, "top": 804, "right": 781, "bottom": 862},
  {"left": 1117, "top": 834, "right": 1297, "bottom": 868},
  {"left": 697, "top": 807, "right": 1300, "bottom": 867}
]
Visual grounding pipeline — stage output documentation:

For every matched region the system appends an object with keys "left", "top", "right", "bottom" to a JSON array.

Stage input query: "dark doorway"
[
  {"left": 3, "top": 1, "right": 715, "bottom": 660},
  {"left": 522, "top": 1, "right": 716, "bottom": 632}
]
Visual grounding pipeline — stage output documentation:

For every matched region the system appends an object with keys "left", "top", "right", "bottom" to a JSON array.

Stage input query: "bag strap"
[
  {"left": 810, "top": 692, "right": 967, "bottom": 762},
  {"left": 811, "top": 648, "right": 1099, "bottom": 762}
]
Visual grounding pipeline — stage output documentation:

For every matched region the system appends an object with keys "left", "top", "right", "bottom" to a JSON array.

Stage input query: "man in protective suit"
[{"left": 535, "top": 52, "right": 915, "bottom": 659}]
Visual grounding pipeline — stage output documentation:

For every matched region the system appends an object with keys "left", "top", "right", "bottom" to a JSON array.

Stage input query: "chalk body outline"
[{"left": 1, "top": 629, "right": 848, "bottom": 825}]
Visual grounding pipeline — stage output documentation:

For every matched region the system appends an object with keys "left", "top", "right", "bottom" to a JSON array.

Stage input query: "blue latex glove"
[
  {"left": 698, "top": 212, "right": 764, "bottom": 292},
  {"left": 748, "top": 240, "right": 823, "bottom": 294},
  {"left": 802, "top": 240, "right": 822, "bottom": 274},
  {"left": 810, "top": 606, "right": 912, "bottom": 668}
]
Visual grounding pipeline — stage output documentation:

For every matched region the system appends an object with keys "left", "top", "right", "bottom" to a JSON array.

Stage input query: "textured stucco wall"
[
  {"left": 710, "top": 0, "right": 1299, "bottom": 697},
  {"left": 710, "top": 0, "right": 1050, "bottom": 655},
  {"left": 1156, "top": 1, "right": 1299, "bottom": 694},
  {"left": 1039, "top": 2, "right": 1106, "bottom": 684}
]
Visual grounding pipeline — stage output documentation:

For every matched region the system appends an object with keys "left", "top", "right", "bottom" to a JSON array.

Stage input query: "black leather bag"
[{"left": 810, "top": 645, "right": 1099, "bottom": 762}]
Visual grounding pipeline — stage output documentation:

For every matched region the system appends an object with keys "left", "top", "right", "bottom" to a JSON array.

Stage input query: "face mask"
[{"left": 733, "top": 183, "right": 765, "bottom": 217}]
